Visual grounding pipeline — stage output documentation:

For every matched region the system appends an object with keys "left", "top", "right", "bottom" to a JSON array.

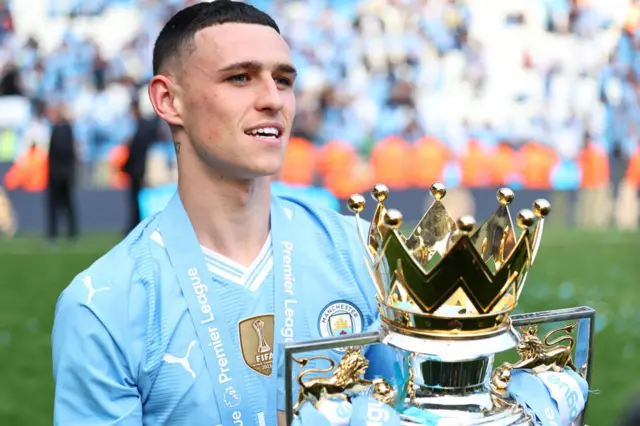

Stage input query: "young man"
[{"left": 52, "top": 2, "right": 393, "bottom": 425}]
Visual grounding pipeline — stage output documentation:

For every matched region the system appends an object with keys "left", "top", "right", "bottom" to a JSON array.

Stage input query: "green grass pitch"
[{"left": 0, "top": 229, "right": 638, "bottom": 424}]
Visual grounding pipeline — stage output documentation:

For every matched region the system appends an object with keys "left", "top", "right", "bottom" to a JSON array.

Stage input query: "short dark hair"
[{"left": 152, "top": 0, "right": 280, "bottom": 75}]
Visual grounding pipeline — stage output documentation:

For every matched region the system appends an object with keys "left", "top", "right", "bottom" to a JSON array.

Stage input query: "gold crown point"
[
  {"left": 372, "top": 184, "right": 389, "bottom": 202},
  {"left": 348, "top": 194, "right": 366, "bottom": 214},
  {"left": 532, "top": 199, "right": 551, "bottom": 218},
  {"left": 457, "top": 215, "right": 476, "bottom": 234},
  {"left": 430, "top": 182, "right": 447, "bottom": 200},
  {"left": 383, "top": 209, "right": 403, "bottom": 229},
  {"left": 497, "top": 188, "right": 515, "bottom": 206},
  {"left": 516, "top": 209, "right": 536, "bottom": 229}
]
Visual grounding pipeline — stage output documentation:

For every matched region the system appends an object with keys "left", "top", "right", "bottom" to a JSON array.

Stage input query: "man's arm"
[{"left": 52, "top": 282, "right": 142, "bottom": 425}]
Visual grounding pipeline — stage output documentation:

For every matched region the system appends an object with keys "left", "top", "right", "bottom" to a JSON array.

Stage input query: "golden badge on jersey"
[{"left": 239, "top": 314, "right": 274, "bottom": 376}]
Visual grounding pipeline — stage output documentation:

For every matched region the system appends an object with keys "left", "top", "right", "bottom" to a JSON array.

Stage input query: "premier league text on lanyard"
[
  {"left": 161, "top": 193, "right": 299, "bottom": 426},
  {"left": 271, "top": 202, "right": 297, "bottom": 346}
]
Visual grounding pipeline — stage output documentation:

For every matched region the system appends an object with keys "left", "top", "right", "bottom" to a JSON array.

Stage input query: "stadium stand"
[{"left": 0, "top": 0, "right": 638, "bottom": 202}]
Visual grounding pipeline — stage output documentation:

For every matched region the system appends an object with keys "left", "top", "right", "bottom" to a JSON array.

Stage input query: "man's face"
[{"left": 174, "top": 23, "right": 296, "bottom": 179}]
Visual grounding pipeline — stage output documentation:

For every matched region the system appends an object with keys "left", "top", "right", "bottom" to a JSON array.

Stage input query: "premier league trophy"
[{"left": 284, "top": 183, "right": 595, "bottom": 425}]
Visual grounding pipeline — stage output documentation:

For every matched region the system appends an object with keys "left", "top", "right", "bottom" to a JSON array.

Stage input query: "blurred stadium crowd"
[{"left": 0, "top": 0, "right": 639, "bottom": 209}]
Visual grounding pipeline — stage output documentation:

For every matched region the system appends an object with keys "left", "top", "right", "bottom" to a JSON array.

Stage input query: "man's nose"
[{"left": 255, "top": 78, "right": 284, "bottom": 113}]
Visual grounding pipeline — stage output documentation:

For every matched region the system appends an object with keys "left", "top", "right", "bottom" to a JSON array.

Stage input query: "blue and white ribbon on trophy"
[
  {"left": 293, "top": 396, "right": 402, "bottom": 426},
  {"left": 508, "top": 368, "right": 589, "bottom": 426},
  {"left": 293, "top": 368, "right": 588, "bottom": 426}
]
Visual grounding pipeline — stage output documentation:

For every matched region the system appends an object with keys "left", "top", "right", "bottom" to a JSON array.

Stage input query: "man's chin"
[
  {"left": 212, "top": 156, "right": 284, "bottom": 181},
  {"left": 249, "top": 160, "right": 285, "bottom": 179},
  {"left": 235, "top": 164, "right": 283, "bottom": 181}
]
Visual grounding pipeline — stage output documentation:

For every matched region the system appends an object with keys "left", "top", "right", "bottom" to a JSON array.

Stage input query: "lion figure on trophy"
[
  {"left": 293, "top": 346, "right": 396, "bottom": 414},
  {"left": 493, "top": 322, "right": 579, "bottom": 392}
]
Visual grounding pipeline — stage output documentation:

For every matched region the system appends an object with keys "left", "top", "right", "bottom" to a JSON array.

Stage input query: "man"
[
  {"left": 122, "top": 100, "right": 159, "bottom": 233},
  {"left": 46, "top": 103, "right": 78, "bottom": 242},
  {"left": 52, "top": 2, "right": 393, "bottom": 426}
]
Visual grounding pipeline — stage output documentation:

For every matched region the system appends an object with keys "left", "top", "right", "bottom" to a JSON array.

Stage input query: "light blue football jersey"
[{"left": 52, "top": 191, "right": 395, "bottom": 426}]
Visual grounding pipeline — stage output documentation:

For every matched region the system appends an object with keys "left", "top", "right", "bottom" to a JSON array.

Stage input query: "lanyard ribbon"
[{"left": 160, "top": 192, "right": 300, "bottom": 426}]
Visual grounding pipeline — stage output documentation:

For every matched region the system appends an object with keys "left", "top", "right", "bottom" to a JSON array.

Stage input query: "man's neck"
[{"left": 177, "top": 165, "right": 272, "bottom": 268}]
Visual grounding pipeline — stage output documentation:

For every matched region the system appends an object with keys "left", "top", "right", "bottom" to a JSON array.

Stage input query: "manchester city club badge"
[{"left": 318, "top": 301, "right": 363, "bottom": 352}]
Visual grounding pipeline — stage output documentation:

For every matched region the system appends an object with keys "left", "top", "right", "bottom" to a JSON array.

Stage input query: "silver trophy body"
[{"left": 387, "top": 327, "right": 533, "bottom": 425}]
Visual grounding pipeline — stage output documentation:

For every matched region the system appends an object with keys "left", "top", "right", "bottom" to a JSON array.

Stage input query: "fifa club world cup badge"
[{"left": 239, "top": 314, "right": 274, "bottom": 376}]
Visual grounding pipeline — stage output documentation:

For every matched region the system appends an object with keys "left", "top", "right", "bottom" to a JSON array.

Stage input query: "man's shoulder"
[
  {"left": 275, "top": 193, "right": 370, "bottom": 238},
  {"left": 56, "top": 214, "right": 162, "bottom": 311},
  {"left": 275, "top": 194, "right": 372, "bottom": 281}
]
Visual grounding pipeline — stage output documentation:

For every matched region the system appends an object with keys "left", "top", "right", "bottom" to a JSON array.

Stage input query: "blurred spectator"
[
  {"left": 122, "top": 100, "right": 158, "bottom": 233},
  {"left": 0, "top": 62, "right": 21, "bottom": 95},
  {"left": 46, "top": 104, "right": 78, "bottom": 243}
]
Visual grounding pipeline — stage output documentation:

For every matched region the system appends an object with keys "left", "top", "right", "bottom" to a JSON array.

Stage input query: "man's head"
[
  {"left": 47, "top": 102, "right": 70, "bottom": 124},
  {"left": 148, "top": 0, "right": 297, "bottom": 180}
]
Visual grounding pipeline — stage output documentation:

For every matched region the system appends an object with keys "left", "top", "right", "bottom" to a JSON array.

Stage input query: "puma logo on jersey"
[
  {"left": 150, "top": 230, "right": 165, "bottom": 247},
  {"left": 82, "top": 275, "right": 111, "bottom": 305},
  {"left": 163, "top": 340, "right": 197, "bottom": 378}
]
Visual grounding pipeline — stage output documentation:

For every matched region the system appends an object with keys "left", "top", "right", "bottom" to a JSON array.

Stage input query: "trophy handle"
[
  {"left": 283, "top": 306, "right": 595, "bottom": 426},
  {"left": 511, "top": 306, "right": 596, "bottom": 426},
  {"left": 283, "top": 331, "right": 381, "bottom": 426},
  {"left": 511, "top": 306, "right": 595, "bottom": 387}
]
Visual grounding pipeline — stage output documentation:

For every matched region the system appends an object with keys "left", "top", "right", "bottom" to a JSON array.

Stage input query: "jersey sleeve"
[{"left": 52, "top": 278, "right": 142, "bottom": 426}]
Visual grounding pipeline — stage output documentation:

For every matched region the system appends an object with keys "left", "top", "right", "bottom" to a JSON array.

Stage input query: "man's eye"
[
  {"left": 229, "top": 74, "right": 249, "bottom": 83},
  {"left": 275, "top": 77, "right": 293, "bottom": 87}
]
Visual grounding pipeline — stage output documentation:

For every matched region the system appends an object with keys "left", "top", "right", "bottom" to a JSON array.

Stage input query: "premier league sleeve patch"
[{"left": 318, "top": 301, "right": 364, "bottom": 351}]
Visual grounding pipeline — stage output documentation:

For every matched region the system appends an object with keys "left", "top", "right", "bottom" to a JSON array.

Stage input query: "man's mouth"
[{"left": 244, "top": 127, "right": 282, "bottom": 141}]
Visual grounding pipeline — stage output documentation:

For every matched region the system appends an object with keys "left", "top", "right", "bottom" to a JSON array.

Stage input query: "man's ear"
[{"left": 148, "top": 75, "right": 183, "bottom": 127}]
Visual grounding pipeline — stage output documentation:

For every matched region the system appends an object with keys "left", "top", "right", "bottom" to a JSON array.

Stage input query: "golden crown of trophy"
[{"left": 284, "top": 183, "right": 595, "bottom": 425}]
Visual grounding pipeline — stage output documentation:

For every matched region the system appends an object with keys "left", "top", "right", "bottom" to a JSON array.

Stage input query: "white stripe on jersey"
[
  {"left": 247, "top": 256, "right": 273, "bottom": 292},
  {"left": 202, "top": 234, "right": 273, "bottom": 291},
  {"left": 257, "top": 412, "right": 266, "bottom": 426}
]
